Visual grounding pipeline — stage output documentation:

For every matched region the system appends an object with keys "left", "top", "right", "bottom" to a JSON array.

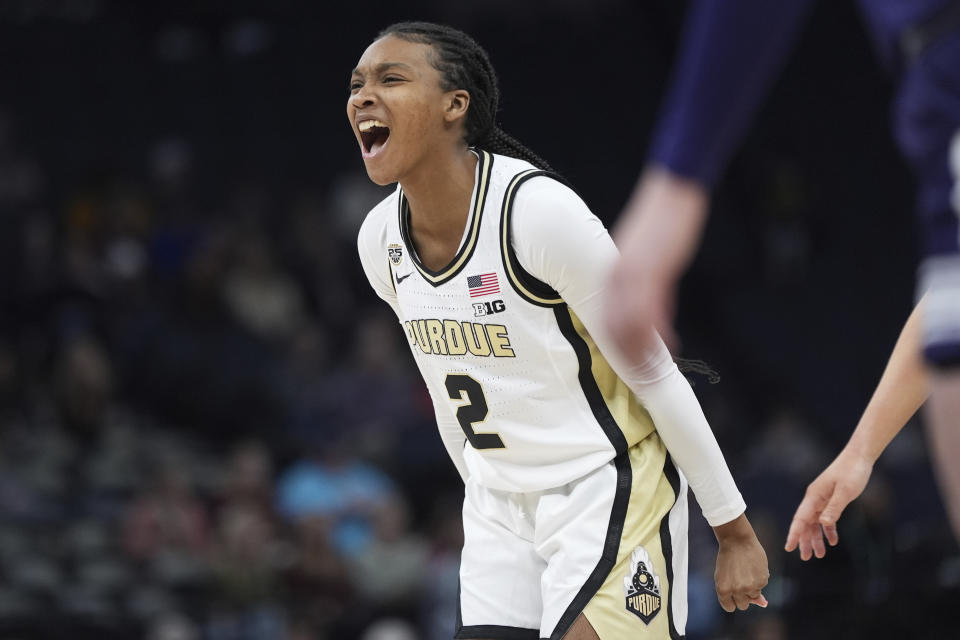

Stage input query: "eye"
[
  {"left": 349, "top": 79, "right": 363, "bottom": 92},
  {"left": 382, "top": 75, "right": 404, "bottom": 84}
]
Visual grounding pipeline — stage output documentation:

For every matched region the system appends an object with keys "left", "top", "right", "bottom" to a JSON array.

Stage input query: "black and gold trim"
[
  {"left": 552, "top": 305, "right": 630, "bottom": 456},
  {"left": 398, "top": 149, "right": 494, "bottom": 287},
  {"left": 457, "top": 625, "right": 539, "bottom": 640},
  {"left": 659, "top": 455, "right": 684, "bottom": 640},
  {"left": 547, "top": 452, "right": 632, "bottom": 640},
  {"left": 547, "top": 301, "right": 630, "bottom": 639},
  {"left": 456, "top": 583, "right": 540, "bottom": 640},
  {"left": 500, "top": 170, "right": 564, "bottom": 307}
]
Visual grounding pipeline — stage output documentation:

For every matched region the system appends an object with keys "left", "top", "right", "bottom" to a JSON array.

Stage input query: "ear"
[{"left": 443, "top": 89, "right": 470, "bottom": 124}]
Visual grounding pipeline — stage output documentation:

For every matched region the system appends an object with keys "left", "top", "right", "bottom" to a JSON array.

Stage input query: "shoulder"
[
  {"left": 358, "top": 188, "right": 400, "bottom": 246},
  {"left": 511, "top": 174, "right": 597, "bottom": 237}
]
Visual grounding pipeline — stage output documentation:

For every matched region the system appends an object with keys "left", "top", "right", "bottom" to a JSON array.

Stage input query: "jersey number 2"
[{"left": 444, "top": 374, "right": 505, "bottom": 450}]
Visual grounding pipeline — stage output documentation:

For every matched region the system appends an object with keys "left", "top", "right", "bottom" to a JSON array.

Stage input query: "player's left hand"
[{"left": 712, "top": 513, "right": 769, "bottom": 612}]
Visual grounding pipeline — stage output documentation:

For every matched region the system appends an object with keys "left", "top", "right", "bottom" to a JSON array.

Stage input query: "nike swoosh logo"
[{"left": 396, "top": 272, "right": 412, "bottom": 285}]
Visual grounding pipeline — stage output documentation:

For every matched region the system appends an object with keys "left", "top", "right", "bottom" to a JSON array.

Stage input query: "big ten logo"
[{"left": 473, "top": 299, "right": 506, "bottom": 317}]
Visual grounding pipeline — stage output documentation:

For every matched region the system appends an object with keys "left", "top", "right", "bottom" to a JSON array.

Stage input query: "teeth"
[{"left": 358, "top": 119, "right": 388, "bottom": 132}]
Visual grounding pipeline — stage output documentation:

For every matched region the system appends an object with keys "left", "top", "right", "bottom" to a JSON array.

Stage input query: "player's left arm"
[{"left": 512, "top": 177, "right": 768, "bottom": 611}]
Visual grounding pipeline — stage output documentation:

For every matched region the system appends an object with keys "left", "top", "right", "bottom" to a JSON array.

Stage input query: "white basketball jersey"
[{"left": 359, "top": 150, "right": 656, "bottom": 492}]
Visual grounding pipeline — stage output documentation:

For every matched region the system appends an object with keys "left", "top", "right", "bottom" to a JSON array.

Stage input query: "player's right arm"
[
  {"left": 357, "top": 207, "right": 470, "bottom": 483},
  {"left": 785, "top": 298, "right": 929, "bottom": 560}
]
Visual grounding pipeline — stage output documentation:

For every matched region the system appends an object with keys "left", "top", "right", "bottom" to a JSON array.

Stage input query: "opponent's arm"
[
  {"left": 608, "top": 0, "right": 816, "bottom": 356},
  {"left": 785, "top": 299, "right": 928, "bottom": 559}
]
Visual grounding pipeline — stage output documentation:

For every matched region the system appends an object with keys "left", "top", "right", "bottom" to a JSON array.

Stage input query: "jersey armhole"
[{"left": 499, "top": 170, "right": 566, "bottom": 307}]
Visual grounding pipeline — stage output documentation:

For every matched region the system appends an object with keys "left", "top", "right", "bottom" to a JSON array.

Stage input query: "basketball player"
[
  {"left": 604, "top": 0, "right": 960, "bottom": 542},
  {"left": 350, "top": 22, "right": 768, "bottom": 640}
]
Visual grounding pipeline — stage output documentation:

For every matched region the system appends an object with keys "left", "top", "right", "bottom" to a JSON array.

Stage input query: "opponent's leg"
[
  {"left": 920, "top": 127, "right": 960, "bottom": 541},
  {"left": 927, "top": 371, "right": 960, "bottom": 538}
]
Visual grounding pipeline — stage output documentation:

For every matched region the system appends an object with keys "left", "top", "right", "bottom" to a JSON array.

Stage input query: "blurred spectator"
[
  {"left": 54, "top": 336, "right": 114, "bottom": 436},
  {"left": 205, "top": 440, "right": 290, "bottom": 639},
  {"left": 284, "top": 514, "right": 353, "bottom": 636},
  {"left": 420, "top": 495, "right": 464, "bottom": 640},
  {"left": 349, "top": 494, "right": 429, "bottom": 608},
  {"left": 275, "top": 435, "right": 396, "bottom": 558},
  {"left": 146, "top": 611, "right": 201, "bottom": 640},
  {"left": 361, "top": 618, "right": 418, "bottom": 640},
  {"left": 122, "top": 457, "right": 210, "bottom": 587},
  {"left": 222, "top": 232, "right": 306, "bottom": 342}
]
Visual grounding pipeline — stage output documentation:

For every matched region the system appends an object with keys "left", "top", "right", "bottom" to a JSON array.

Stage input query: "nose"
[{"left": 350, "top": 86, "right": 376, "bottom": 109}]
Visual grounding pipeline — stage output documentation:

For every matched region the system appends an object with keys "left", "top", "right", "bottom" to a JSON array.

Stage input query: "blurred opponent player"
[
  {"left": 604, "top": 0, "right": 960, "bottom": 543},
  {"left": 350, "top": 21, "right": 767, "bottom": 639}
]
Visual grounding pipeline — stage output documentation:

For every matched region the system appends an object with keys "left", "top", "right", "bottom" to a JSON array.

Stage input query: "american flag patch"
[{"left": 467, "top": 272, "right": 500, "bottom": 298}]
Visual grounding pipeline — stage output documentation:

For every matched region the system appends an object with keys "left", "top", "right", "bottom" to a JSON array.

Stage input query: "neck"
[{"left": 400, "top": 146, "right": 478, "bottom": 244}]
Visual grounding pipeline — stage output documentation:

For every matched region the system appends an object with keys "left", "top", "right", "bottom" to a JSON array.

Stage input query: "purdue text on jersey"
[{"left": 404, "top": 319, "right": 515, "bottom": 358}]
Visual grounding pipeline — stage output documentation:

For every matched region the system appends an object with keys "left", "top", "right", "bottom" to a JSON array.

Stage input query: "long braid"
[
  {"left": 378, "top": 22, "right": 553, "bottom": 171},
  {"left": 675, "top": 357, "right": 721, "bottom": 385}
]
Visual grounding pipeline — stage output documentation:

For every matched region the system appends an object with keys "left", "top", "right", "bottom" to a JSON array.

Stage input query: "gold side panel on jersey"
[
  {"left": 500, "top": 170, "right": 564, "bottom": 306},
  {"left": 584, "top": 436, "right": 681, "bottom": 639},
  {"left": 568, "top": 309, "right": 655, "bottom": 447},
  {"left": 403, "top": 150, "right": 493, "bottom": 285}
]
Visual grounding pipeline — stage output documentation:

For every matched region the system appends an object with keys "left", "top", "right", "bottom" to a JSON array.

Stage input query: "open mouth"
[{"left": 358, "top": 119, "right": 391, "bottom": 157}]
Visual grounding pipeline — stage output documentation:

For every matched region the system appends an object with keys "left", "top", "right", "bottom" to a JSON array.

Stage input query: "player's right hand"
[{"left": 784, "top": 449, "right": 874, "bottom": 560}]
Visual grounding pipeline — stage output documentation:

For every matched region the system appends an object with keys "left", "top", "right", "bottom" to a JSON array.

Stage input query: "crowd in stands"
[{"left": 1, "top": 2, "right": 958, "bottom": 636}]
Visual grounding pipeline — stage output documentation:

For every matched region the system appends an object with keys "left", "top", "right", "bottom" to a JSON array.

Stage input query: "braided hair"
[{"left": 377, "top": 22, "right": 553, "bottom": 172}]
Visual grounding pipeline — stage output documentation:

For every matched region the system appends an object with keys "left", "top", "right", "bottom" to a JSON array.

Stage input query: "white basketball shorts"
[{"left": 455, "top": 433, "right": 689, "bottom": 639}]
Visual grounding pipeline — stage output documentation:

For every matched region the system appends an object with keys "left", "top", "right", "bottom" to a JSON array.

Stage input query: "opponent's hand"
[
  {"left": 784, "top": 449, "right": 873, "bottom": 560},
  {"left": 607, "top": 253, "right": 678, "bottom": 357},
  {"left": 606, "top": 167, "right": 709, "bottom": 359},
  {"left": 713, "top": 514, "right": 770, "bottom": 612}
]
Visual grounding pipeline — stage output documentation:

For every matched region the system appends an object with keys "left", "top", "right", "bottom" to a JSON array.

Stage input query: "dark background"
[{"left": 0, "top": 1, "right": 955, "bottom": 638}]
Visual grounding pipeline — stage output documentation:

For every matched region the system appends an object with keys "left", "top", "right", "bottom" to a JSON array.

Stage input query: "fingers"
[
  {"left": 732, "top": 593, "right": 752, "bottom": 611},
  {"left": 784, "top": 517, "right": 804, "bottom": 552},
  {"left": 797, "top": 530, "right": 814, "bottom": 562},
  {"left": 717, "top": 593, "right": 736, "bottom": 613},
  {"left": 787, "top": 521, "right": 838, "bottom": 561},
  {"left": 811, "top": 531, "right": 826, "bottom": 559},
  {"left": 786, "top": 481, "right": 845, "bottom": 558},
  {"left": 750, "top": 593, "right": 769, "bottom": 608},
  {"left": 818, "top": 492, "right": 851, "bottom": 546},
  {"left": 821, "top": 521, "right": 839, "bottom": 546},
  {"left": 717, "top": 590, "right": 768, "bottom": 612}
]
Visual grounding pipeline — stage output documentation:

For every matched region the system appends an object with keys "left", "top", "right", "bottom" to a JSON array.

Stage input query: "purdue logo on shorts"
[
  {"left": 623, "top": 545, "right": 662, "bottom": 624},
  {"left": 388, "top": 243, "right": 404, "bottom": 266}
]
